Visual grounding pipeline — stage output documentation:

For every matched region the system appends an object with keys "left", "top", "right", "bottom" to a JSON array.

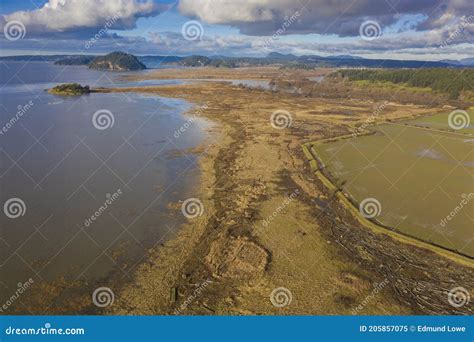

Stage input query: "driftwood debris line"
[{"left": 322, "top": 210, "right": 472, "bottom": 315}]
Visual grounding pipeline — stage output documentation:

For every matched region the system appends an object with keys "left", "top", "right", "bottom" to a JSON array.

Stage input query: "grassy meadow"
[{"left": 313, "top": 116, "right": 474, "bottom": 257}]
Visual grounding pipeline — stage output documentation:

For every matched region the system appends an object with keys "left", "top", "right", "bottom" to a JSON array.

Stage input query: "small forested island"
[
  {"left": 88, "top": 51, "right": 146, "bottom": 71},
  {"left": 48, "top": 83, "right": 91, "bottom": 96},
  {"left": 53, "top": 51, "right": 146, "bottom": 71}
]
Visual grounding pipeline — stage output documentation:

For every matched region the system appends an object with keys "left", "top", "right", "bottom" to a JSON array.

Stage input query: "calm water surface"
[{"left": 0, "top": 62, "right": 213, "bottom": 309}]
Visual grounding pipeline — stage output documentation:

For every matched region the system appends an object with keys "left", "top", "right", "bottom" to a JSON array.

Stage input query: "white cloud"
[{"left": 2, "top": 0, "right": 161, "bottom": 34}]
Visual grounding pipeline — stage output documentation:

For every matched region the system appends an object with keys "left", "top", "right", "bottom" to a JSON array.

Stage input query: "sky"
[{"left": 0, "top": 0, "right": 473, "bottom": 61}]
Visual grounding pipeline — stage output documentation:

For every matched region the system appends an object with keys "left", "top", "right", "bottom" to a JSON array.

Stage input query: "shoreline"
[
  {"left": 85, "top": 93, "right": 227, "bottom": 315},
  {"left": 96, "top": 77, "right": 472, "bottom": 315},
  {"left": 3, "top": 89, "right": 215, "bottom": 314}
]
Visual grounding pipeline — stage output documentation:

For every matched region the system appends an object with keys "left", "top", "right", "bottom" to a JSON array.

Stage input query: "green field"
[
  {"left": 313, "top": 118, "right": 474, "bottom": 257},
  {"left": 404, "top": 110, "right": 474, "bottom": 135}
]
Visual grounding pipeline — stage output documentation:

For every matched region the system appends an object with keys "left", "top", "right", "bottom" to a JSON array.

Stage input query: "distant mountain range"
[
  {"left": 1, "top": 51, "right": 472, "bottom": 69},
  {"left": 440, "top": 58, "right": 474, "bottom": 66},
  {"left": 260, "top": 52, "right": 466, "bottom": 68}
]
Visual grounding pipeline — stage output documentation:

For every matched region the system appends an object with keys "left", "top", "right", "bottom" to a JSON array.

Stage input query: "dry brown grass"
[{"left": 97, "top": 71, "right": 470, "bottom": 316}]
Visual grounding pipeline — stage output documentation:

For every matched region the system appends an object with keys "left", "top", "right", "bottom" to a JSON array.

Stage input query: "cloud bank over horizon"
[
  {"left": 0, "top": 0, "right": 472, "bottom": 60},
  {"left": 178, "top": 0, "right": 472, "bottom": 37}
]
